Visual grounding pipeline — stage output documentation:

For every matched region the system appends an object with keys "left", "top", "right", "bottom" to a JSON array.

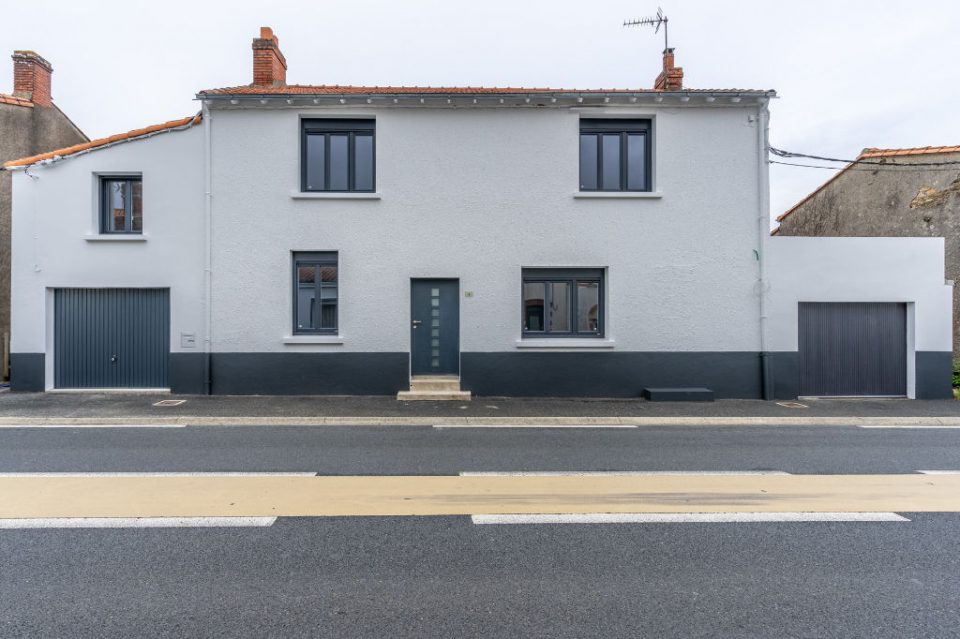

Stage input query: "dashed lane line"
[
  {"left": 434, "top": 423, "right": 635, "bottom": 429},
  {"left": 470, "top": 512, "right": 911, "bottom": 525},
  {"left": 460, "top": 471, "right": 790, "bottom": 476},
  {"left": 0, "top": 517, "right": 277, "bottom": 529}
]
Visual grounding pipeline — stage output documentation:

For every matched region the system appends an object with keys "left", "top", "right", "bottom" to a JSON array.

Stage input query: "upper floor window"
[
  {"left": 301, "top": 119, "right": 375, "bottom": 192},
  {"left": 522, "top": 268, "right": 604, "bottom": 338},
  {"left": 293, "top": 252, "right": 338, "bottom": 334},
  {"left": 579, "top": 119, "right": 651, "bottom": 192},
  {"left": 100, "top": 176, "right": 142, "bottom": 234}
]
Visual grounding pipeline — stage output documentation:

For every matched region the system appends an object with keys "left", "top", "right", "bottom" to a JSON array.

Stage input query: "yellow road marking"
[{"left": 0, "top": 474, "right": 958, "bottom": 518}]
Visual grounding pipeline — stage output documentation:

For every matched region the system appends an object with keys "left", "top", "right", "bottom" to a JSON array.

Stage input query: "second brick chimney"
[
  {"left": 12, "top": 50, "right": 53, "bottom": 107},
  {"left": 252, "top": 27, "right": 287, "bottom": 87},
  {"left": 654, "top": 48, "right": 683, "bottom": 91}
]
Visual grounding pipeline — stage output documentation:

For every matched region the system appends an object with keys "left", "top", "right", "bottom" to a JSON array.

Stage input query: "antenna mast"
[{"left": 623, "top": 7, "right": 669, "bottom": 50}]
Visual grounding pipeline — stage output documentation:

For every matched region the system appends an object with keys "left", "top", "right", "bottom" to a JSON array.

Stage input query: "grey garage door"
[
  {"left": 55, "top": 288, "right": 170, "bottom": 389},
  {"left": 798, "top": 302, "right": 906, "bottom": 397}
]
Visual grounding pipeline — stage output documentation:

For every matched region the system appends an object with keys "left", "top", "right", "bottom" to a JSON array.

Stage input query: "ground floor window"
[
  {"left": 522, "top": 268, "right": 604, "bottom": 337},
  {"left": 293, "top": 252, "right": 338, "bottom": 334}
]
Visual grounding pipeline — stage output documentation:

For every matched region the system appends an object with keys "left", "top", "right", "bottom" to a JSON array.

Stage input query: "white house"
[{"left": 3, "top": 28, "right": 952, "bottom": 399}]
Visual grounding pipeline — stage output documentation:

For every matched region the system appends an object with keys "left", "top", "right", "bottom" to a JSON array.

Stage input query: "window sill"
[
  {"left": 282, "top": 335, "right": 345, "bottom": 345},
  {"left": 573, "top": 191, "right": 662, "bottom": 199},
  {"left": 290, "top": 191, "right": 381, "bottom": 200},
  {"left": 515, "top": 338, "right": 616, "bottom": 349},
  {"left": 85, "top": 234, "right": 147, "bottom": 242}
]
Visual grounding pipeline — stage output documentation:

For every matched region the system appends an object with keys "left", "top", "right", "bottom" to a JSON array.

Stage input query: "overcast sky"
[{"left": 3, "top": 0, "right": 958, "bottom": 221}]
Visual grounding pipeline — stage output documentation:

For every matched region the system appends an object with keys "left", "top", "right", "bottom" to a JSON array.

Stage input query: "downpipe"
[{"left": 756, "top": 101, "right": 773, "bottom": 400}]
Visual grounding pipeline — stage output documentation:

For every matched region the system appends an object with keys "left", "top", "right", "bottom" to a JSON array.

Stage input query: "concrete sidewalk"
[{"left": 1, "top": 391, "right": 960, "bottom": 426}]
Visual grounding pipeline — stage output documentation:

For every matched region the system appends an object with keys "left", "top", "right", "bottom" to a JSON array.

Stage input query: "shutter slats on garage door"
[
  {"left": 798, "top": 302, "right": 906, "bottom": 397},
  {"left": 55, "top": 288, "right": 170, "bottom": 389}
]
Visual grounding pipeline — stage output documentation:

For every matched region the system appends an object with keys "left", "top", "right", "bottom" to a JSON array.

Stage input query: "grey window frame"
[
  {"left": 301, "top": 119, "right": 376, "bottom": 193},
  {"left": 521, "top": 268, "right": 605, "bottom": 338},
  {"left": 292, "top": 251, "right": 339, "bottom": 335},
  {"left": 99, "top": 175, "right": 142, "bottom": 234},
  {"left": 579, "top": 119, "right": 652, "bottom": 192}
]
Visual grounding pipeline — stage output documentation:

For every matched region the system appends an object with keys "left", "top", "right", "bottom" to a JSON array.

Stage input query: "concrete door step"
[
  {"left": 396, "top": 390, "right": 472, "bottom": 401},
  {"left": 398, "top": 376, "right": 471, "bottom": 401}
]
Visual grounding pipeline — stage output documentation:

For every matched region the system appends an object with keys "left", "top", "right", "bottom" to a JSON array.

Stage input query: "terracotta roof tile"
[
  {"left": 0, "top": 93, "right": 33, "bottom": 108},
  {"left": 861, "top": 145, "right": 960, "bottom": 158},
  {"left": 3, "top": 114, "right": 201, "bottom": 169},
  {"left": 199, "top": 84, "right": 769, "bottom": 96}
]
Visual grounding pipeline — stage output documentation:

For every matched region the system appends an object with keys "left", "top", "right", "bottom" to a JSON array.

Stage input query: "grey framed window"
[
  {"left": 100, "top": 176, "right": 142, "bottom": 234},
  {"left": 579, "top": 119, "right": 651, "bottom": 192},
  {"left": 522, "top": 268, "right": 604, "bottom": 338},
  {"left": 301, "top": 119, "right": 375, "bottom": 192},
  {"left": 293, "top": 252, "right": 338, "bottom": 334}
]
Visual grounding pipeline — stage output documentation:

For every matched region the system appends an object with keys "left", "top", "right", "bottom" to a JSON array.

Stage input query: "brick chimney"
[
  {"left": 252, "top": 27, "right": 287, "bottom": 87},
  {"left": 12, "top": 50, "right": 53, "bottom": 107},
  {"left": 654, "top": 48, "right": 683, "bottom": 91}
]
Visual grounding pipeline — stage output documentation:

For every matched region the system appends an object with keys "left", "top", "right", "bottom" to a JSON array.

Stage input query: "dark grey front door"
[
  {"left": 411, "top": 279, "right": 459, "bottom": 375},
  {"left": 54, "top": 288, "right": 170, "bottom": 388},
  {"left": 798, "top": 302, "right": 907, "bottom": 397}
]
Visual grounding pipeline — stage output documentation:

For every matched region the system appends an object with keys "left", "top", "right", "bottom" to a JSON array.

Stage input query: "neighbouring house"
[
  {"left": 0, "top": 51, "right": 87, "bottom": 379},
  {"left": 2, "top": 28, "right": 953, "bottom": 399},
  {"left": 774, "top": 146, "right": 960, "bottom": 358}
]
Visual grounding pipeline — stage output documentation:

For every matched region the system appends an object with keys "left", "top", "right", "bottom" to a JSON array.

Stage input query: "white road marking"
[
  {"left": 917, "top": 470, "right": 960, "bottom": 475},
  {"left": 470, "top": 512, "right": 910, "bottom": 525},
  {"left": 433, "top": 423, "right": 635, "bottom": 429},
  {"left": 0, "top": 472, "right": 318, "bottom": 477},
  {"left": 857, "top": 424, "right": 960, "bottom": 429},
  {"left": 460, "top": 471, "right": 790, "bottom": 477},
  {"left": 0, "top": 517, "right": 277, "bottom": 529},
  {"left": 0, "top": 423, "right": 183, "bottom": 429}
]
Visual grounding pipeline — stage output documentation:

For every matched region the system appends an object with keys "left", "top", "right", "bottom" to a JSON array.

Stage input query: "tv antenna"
[{"left": 623, "top": 7, "right": 669, "bottom": 50}]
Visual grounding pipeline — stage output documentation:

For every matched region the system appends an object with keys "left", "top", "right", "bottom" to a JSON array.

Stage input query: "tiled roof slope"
[
  {"left": 773, "top": 144, "right": 960, "bottom": 229},
  {"left": 861, "top": 145, "right": 960, "bottom": 158},
  {"left": 0, "top": 93, "right": 33, "bottom": 107},
  {"left": 199, "top": 84, "right": 768, "bottom": 96},
  {"left": 3, "top": 114, "right": 201, "bottom": 168}
]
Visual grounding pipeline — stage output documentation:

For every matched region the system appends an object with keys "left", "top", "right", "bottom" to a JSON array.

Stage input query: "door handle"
[
  {"left": 412, "top": 320, "right": 422, "bottom": 328},
  {"left": 110, "top": 354, "right": 118, "bottom": 363}
]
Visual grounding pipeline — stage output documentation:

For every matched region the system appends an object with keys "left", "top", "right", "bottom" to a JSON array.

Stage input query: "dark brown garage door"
[{"left": 798, "top": 302, "right": 907, "bottom": 397}]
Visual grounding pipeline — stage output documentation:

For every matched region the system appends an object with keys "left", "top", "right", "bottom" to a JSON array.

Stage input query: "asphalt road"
[
  {"left": 2, "top": 425, "right": 960, "bottom": 638},
  {"left": 1, "top": 515, "right": 958, "bottom": 638},
  {"left": 0, "top": 424, "right": 959, "bottom": 474}
]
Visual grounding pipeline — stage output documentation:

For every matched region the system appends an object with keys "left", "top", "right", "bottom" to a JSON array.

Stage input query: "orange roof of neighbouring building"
[
  {"left": 3, "top": 114, "right": 201, "bottom": 168},
  {"left": 0, "top": 93, "right": 33, "bottom": 107}
]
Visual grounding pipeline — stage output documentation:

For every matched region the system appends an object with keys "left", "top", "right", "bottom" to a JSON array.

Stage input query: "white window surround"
[
  {"left": 85, "top": 234, "right": 148, "bottom": 242},
  {"left": 573, "top": 191, "right": 663, "bottom": 199},
  {"left": 515, "top": 338, "right": 616, "bottom": 349},
  {"left": 290, "top": 191, "right": 381, "bottom": 200},
  {"left": 282, "top": 335, "right": 345, "bottom": 345}
]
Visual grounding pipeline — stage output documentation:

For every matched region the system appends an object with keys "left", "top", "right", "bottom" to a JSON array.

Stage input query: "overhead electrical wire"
[
  {"left": 769, "top": 146, "right": 960, "bottom": 167},
  {"left": 769, "top": 159, "right": 960, "bottom": 172}
]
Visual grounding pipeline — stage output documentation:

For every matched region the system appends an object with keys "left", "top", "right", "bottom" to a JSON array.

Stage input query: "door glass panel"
[
  {"left": 627, "top": 134, "right": 646, "bottom": 191},
  {"left": 523, "top": 282, "right": 545, "bottom": 331},
  {"left": 130, "top": 181, "right": 143, "bottom": 232},
  {"left": 305, "top": 134, "right": 325, "bottom": 190},
  {"left": 579, "top": 134, "right": 598, "bottom": 190},
  {"left": 297, "top": 266, "right": 317, "bottom": 330},
  {"left": 601, "top": 134, "right": 621, "bottom": 190},
  {"left": 548, "top": 282, "right": 570, "bottom": 332},
  {"left": 577, "top": 281, "right": 600, "bottom": 332},
  {"left": 354, "top": 134, "right": 374, "bottom": 191},
  {"left": 329, "top": 135, "right": 349, "bottom": 190}
]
